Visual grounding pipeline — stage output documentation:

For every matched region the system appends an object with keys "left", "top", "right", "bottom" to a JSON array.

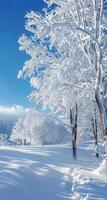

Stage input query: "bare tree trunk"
[
  {"left": 94, "top": 109, "right": 99, "bottom": 158},
  {"left": 70, "top": 103, "right": 78, "bottom": 159},
  {"left": 95, "top": 91, "right": 107, "bottom": 158},
  {"left": 95, "top": 91, "right": 105, "bottom": 140},
  {"left": 72, "top": 134, "right": 76, "bottom": 158},
  {"left": 91, "top": 108, "right": 99, "bottom": 158}
]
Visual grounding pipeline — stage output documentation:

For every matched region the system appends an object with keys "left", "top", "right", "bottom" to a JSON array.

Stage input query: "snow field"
[{"left": 0, "top": 143, "right": 106, "bottom": 200}]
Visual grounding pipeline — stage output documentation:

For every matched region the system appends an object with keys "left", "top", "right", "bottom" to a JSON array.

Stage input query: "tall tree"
[{"left": 18, "top": 0, "right": 107, "bottom": 156}]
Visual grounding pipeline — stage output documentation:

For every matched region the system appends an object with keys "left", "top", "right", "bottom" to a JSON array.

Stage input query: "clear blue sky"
[{"left": 0, "top": 0, "right": 46, "bottom": 107}]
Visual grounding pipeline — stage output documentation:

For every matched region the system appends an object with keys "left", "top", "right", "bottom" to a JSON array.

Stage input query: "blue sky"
[{"left": 0, "top": 0, "right": 46, "bottom": 107}]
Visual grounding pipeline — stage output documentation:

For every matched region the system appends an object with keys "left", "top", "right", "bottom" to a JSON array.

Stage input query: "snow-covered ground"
[{"left": 0, "top": 143, "right": 107, "bottom": 200}]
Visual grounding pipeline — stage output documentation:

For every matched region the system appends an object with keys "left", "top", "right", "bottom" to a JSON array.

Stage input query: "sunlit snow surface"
[{"left": 0, "top": 143, "right": 106, "bottom": 200}]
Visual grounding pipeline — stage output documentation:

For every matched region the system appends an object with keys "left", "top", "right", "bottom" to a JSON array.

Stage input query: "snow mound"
[{"left": 95, "top": 159, "right": 107, "bottom": 175}]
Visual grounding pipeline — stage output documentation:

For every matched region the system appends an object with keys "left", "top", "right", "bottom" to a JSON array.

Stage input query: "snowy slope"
[{"left": 0, "top": 144, "right": 106, "bottom": 200}]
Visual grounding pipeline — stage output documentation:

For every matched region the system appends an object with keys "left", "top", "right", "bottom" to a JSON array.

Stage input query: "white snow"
[
  {"left": 0, "top": 143, "right": 106, "bottom": 200},
  {"left": 96, "top": 159, "right": 107, "bottom": 175}
]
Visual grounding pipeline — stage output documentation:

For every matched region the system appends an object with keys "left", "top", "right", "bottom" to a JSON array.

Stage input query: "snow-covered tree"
[
  {"left": 11, "top": 117, "right": 25, "bottom": 145},
  {"left": 11, "top": 110, "right": 71, "bottom": 146},
  {"left": 18, "top": 0, "right": 107, "bottom": 157}
]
